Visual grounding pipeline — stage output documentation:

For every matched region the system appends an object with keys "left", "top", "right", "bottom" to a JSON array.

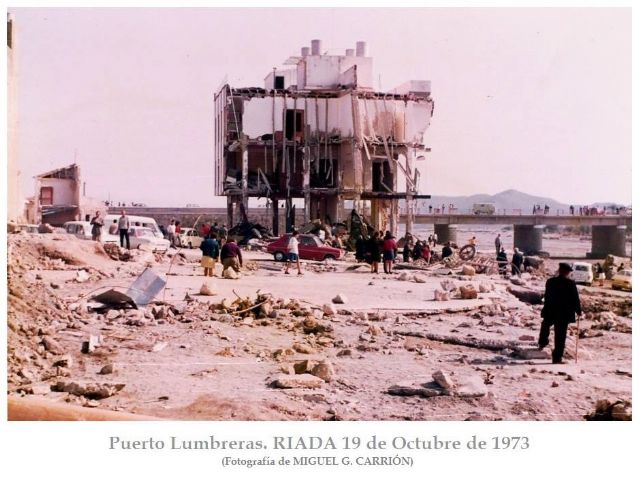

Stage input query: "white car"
[
  {"left": 63, "top": 221, "right": 119, "bottom": 244},
  {"left": 179, "top": 227, "right": 204, "bottom": 249},
  {"left": 127, "top": 226, "right": 170, "bottom": 251},
  {"left": 571, "top": 261, "right": 594, "bottom": 286}
]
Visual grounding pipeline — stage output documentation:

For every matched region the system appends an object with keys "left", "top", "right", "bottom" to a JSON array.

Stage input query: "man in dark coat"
[{"left": 538, "top": 262, "right": 582, "bottom": 364}]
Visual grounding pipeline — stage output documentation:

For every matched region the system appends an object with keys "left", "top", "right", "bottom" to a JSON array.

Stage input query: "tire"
[
  {"left": 273, "top": 251, "right": 286, "bottom": 262},
  {"left": 323, "top": 254, "right": 336, "bottom": 261}
]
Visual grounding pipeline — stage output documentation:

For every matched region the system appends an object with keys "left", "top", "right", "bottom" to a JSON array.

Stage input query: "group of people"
[
  {"left": 198, "top": 232, "right": 242, "bottom": 277},
  {"left": 354, "top": 231, "right": 399, "bottom": 274},
  {"left": 89, "top": 209, "right": 132, "bottom": 250},
  {"left": 569, "top": 205, "right": 628, "bottom": 216},
  {"left": 532, "top": 204, "right": 551, "bottom": 215}
]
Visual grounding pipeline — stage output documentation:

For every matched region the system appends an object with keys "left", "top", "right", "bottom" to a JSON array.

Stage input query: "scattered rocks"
[
  {"left": 98, "top": 363, "right": 116, "bottom": 375},
  {"left": 512, "top": 348, "right": 550, "bottom": 360},
  {"left": 585, "top": 399, "right": 632, "bottom": 421},
  {"left": 310, "top": 360, "right": 335, "bottom": 382},
  {"left": 81, "top": 334, "right": 103, "bottom": 354},
  {"left": 41, "top": 336, "right": 65, "bottom": 355},
  {"left": 459, "top": 285, "right": 478, "bottom": 300},
  {"left": 222, "top": 267, "right": 240, "bottom": 279},
  {"left": 322, "top": 303, "right": 337, "bottom": 316},
  {"left": 455, "top": 376, "right": 488, "bottom": 398},
  {"left": 332, "top": 294, "right": 348, "bottom": 304},
  {"left": 432, "top": 370, "right": 455, "bottom": 390},
  {"left": 461, "top": 265, "right": 476, "bottom": 276},
  {"left": 397, "top": 272, "right": 410, "bottom": 281},
  {"left": 478, "top": 282, "right": 493, "bottom": 293},
  {"left": 151, "top": 342, "right": 168, "bottom": 353},
  {"left": 272, "top": 374, "right": 325, "bottom": 389},
  {"left": 199, "top": 281, "right": 216, "bottom": 296},
  {"left": 292, "top": 342, "right": 316, "bottom": 354},
  {"left": 75, "top": 270, "right": 90, "bottom": 283},
  {"left": 507, "top": 286, "right": 544, "bottom": 305},
  {"left": 106, "top": 309, "right": 120, "bottom": 321},
  {"left": 52, "top": 380, "right": 125, "bottom": 400},
  {"left": 434, "top": 289, "right": 451, "bottom": 301},
  {"left": 440, "top": 280, "right": 457, "bottom": 292},
  {"left": 413, "top": 274, "right": 426, "bottom": 283}
]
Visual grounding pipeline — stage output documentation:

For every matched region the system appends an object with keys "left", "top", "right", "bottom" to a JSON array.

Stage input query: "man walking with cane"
[{"left": 538, "top": 262, "right": 582, "bottom": 364}]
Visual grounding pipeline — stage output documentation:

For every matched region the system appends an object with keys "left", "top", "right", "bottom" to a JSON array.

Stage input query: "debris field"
[{"left": 7, "top": 233, "right": 632, "bottom": 421}]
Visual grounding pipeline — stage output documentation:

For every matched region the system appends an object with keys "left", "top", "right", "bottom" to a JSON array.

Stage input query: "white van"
[
  {"left": 571, "top": 262, "right": 594, "bottom": 286},
  {"left": 105, "top": 214, "right": 162, "bottom": 238},
  {"left": 472, "top": 203, "right": 496, "bottom": 215}
]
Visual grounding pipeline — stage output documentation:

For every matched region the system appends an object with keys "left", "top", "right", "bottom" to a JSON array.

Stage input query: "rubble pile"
[{"left": 585, "top": 399, "right": 632, "bottom": 421}]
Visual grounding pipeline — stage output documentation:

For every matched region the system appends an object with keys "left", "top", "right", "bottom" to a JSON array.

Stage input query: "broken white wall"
[
  {"left": 40, "top": 178, "right": 76, "bottom": 206},
  {"left": 298, "top": 55, "right": 373, "bottom": 90},
  {"left": 264, "top": 69, "right": 297, "bottom": 90},
  {"left": 358, "top": 98, "right": 432, "bottom": 144},
  {"left": 242, "top": 94, "right": 354, "bottom": 138}
]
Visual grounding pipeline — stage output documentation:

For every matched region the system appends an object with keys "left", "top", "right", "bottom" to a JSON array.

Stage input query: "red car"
[{"left": 266, "top": 234, "right": 344, "bottom": 262}]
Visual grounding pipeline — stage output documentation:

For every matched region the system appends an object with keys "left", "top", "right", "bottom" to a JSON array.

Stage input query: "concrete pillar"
[
  {"left": 271, "top": 198, "right": 279, "bottom": 236},
  {"left": 226, "top": 198, "right": 234, "bottom": 228},
  {"left": 513, "top": 225, "right": 544, "bottom": 255},
  {"left": 285, "top": 198, "right": 294, "bottom": 233},
  {"left": 434, "top": 224, "right": 457, "bottom": 245},
  {"left": 589, "top": 225, "right": 627, "bottom": 258},
  {"left": 326, "top": 194, "right": 340, "bottom": 225},
  {"left": 240, "top": 140, "right": 249, "bottom": 211}
]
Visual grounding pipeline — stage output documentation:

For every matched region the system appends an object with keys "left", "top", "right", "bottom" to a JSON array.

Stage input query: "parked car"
[
  {"left": 105, "top": 214, "right": 162, "bottom": 238},
  {"left": 570, "top": 261, "right": 594, "bottom": 286},
  {"left": 127, "top": 226, "right": 170, "bottom": 251},
  {"left": 611, "top": 269, "right": 632, "bottom": 291},
  {"left": 179, "top": 227, "right": 203, "bottom": 249},
  {"left": 266, "top": 234, "right": 344, "bottom": 262},
  {"left": 63, "top": 221, "right": 119, "bottom": 244}
]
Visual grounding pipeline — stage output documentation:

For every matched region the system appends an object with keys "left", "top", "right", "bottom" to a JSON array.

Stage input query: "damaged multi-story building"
[{"left": 214, "top": 40, "right": 434, "bottom": 236}]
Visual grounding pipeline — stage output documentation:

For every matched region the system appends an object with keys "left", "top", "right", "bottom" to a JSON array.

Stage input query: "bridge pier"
[
  {"left": 588, "top": 225, "right": 627, "bottom": 258},
  {"left": 513, "top": 225, "right": 544, "bottom": 255},
  {"left": 434, "top": 224, "right": 457, "bottom": 245}
]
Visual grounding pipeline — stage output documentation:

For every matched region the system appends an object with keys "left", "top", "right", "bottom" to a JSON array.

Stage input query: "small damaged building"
[
  {"left": 214, "top": 40, "right": 434, "bottom": 235},
  {"left": 26, "top": 163, "right": 106, "bottom": 225}
]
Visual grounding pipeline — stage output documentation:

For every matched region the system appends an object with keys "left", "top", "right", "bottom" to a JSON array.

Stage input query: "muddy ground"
[{"left": 6, "top": 233, "right": 632, "bottom": 420}]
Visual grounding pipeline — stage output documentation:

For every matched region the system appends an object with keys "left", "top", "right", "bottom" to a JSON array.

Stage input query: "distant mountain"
[{"left": 410, "top": 189, "right": 571, "bottom": 213}]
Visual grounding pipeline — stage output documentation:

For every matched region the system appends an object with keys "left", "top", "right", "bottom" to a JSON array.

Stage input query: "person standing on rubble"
[
  {"left": 402, "top": 235, "right": 412, "bottom": 263},
  {"left": 422, "top": 241, "right": 432, "bottom": 264},
  {"left": 108, "top": 218, "right": 118, "bottom": 235},
  {"left": 432, "top": 233, "right": 438, "bottom": 247},
  {"left": 511, "top": 247, "right": 523, "bottom": 276},
  {"left": 497, "top": 247, "right": 508, "bottom": 275},
  {"left": 199, "top": 233, "right": 219, "bottom": 277},
  {"left": 441, "top": 241, "right": 453, "bottom": 259},
  {"left": 219, "top": 224, "right": 228, "bottom": 242},
  {"left": 174, "top": 221, "right": 182, "bottom": 247},
  {"left": 118, "top": 210, "right": 131, "bottom": 250},
  {"left": 494, "top": 233, "right": 502, "bottom": 256},
  {"left": 90, "top": 210, "right": 104, "bottom": 242},
  {"left": 220, "top": 238, "right": 243, "bottom": 273},
  {"left": 367, "top": 232, "right": 381, "bottom": 273},
  {"left": 382, "top": 231, "right": 397, "bottom": 274},
  {"left": 284, "top": 230, "right": 303, "bottom": 275},
  {"left": 539, "top": 262, "right": 582, "bottom": 364},
  {"left": 166, "top": 219, "right": 176, "bottom": 247}
]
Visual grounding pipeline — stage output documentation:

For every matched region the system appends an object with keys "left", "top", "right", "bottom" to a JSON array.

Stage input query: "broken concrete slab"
[{"left": 272, "top": 374, "right": 325, "bottom": 389}]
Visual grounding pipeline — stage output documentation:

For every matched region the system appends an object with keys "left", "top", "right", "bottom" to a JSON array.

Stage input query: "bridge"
[{"left": 398, "top": 213, "right": 632, "bottom": 257}]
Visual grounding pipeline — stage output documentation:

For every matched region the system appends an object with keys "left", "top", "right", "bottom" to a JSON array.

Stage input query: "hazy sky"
[{"left": 10, "top": 7, "right": 631, "bottom": 206}]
